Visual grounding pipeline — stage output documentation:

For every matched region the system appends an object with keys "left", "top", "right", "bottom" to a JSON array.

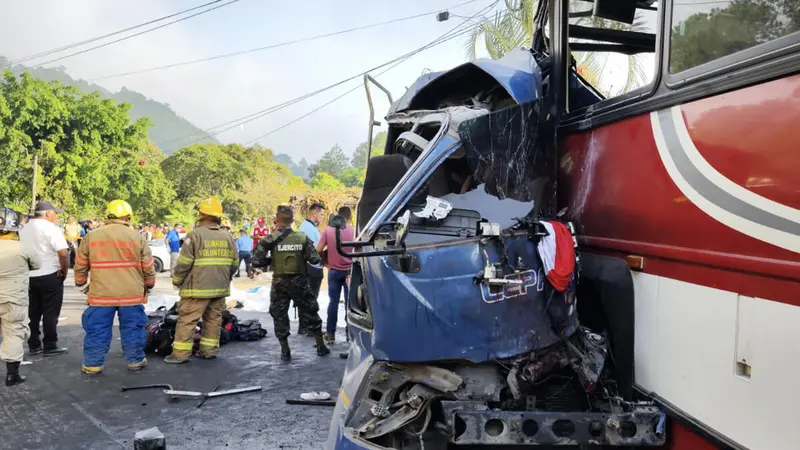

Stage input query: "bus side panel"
[{"left": 559, "top": 75, "right": 800, "bottom": 450}]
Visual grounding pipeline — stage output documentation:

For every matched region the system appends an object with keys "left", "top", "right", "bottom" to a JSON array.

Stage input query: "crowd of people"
[{"left": 0, "top": 197, "right": 356, "bottom": 385}]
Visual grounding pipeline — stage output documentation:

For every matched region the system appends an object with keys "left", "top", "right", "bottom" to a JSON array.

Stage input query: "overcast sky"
[{"left": 0, "top": 0, "right": 495, "bottom": 162}]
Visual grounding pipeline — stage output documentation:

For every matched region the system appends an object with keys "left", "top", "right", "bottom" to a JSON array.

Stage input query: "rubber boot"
[
  {"left": 5, "top": 362, "right": 26, "bottom": 387},
  {"left": 314, "top": 332, "right": 330, "bottom": 356},
  {"left": 279, "top": 338, "right": 291, "bottom": 361}
]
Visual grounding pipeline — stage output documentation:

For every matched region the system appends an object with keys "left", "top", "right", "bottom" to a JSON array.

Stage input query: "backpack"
[
  {"left": 233, "top": 319, "right": 268, "bottom": 341},
  {"left": 145, "top": 304, "right": 267, "bottom": 355}
]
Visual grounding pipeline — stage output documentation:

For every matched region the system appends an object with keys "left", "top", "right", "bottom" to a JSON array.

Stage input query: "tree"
[
  {"left": 465, "top": 0, "right": 650, "bottom": 95},
  {"left": 669, "top": 0, "right": 791, "bottom": 73},
  {"left": 338, "top": 167, "right": 366, "bottom": 188},
  {"left": 351, "top": 131, "right": 387, "bottom": 168},
  {"left": 0, "top": 71, "right": 174, "bottom": 220},
  {"left": 310, "top": 144, "right": 349, "bottom": 179},
  {"left": 310, "top": 172, "right": 345, "bottom": 190}
]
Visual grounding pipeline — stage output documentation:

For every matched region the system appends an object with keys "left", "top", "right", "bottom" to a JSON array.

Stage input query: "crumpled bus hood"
[{"left": 387, "top": 48, "right": 541, "bottom": 115}]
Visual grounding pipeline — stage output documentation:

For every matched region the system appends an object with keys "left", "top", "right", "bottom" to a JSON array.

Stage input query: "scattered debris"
[
  {"left": 121, "top": 384, "right": 178, "bottom": 402},
  {"left": 134, "top": 426, "right": 166, "bottom": 450},
  {"left": 286, "top": 398, "right": 337, "bottom": 407},
  {"left": 300, "top": 391, "right": 331, "bottom": 401}
]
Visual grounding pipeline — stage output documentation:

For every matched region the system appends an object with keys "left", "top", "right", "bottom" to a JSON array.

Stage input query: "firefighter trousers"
[
  {"left": 82, "top": 305, "right": 148, "bottom": 372},
  {"left": 0, "top": 302, "right": 29, "bottom": 363},
  {"left": 171, "top": 297, "right": 225, "bottom": 360}
]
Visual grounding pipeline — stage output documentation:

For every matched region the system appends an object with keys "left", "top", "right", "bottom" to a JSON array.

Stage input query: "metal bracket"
[{"left": 444, "top": 404, "right": 666, "bottom": 446}]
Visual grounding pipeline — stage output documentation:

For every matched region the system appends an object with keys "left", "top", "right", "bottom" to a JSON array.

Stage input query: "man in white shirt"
[
  {"left": 18, "top": 201, "right": 70, "bottom": 356},
  {"left": 297, "top": 202, "right": 325, "bottom": 335}
]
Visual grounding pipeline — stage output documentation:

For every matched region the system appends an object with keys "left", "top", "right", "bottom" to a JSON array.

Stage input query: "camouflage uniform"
[{"left": 252, "top": 228, "right": 323, "bottom": 339}]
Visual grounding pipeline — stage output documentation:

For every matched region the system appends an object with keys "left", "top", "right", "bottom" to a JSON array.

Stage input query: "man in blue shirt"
[
  {"left": 165, "top": 223, "right": 182, "bottom": 276},
  {"left": 235, "top": 229, "right": 254, "bottom": 278},
  {"left": 296, "top": 202, "right": 324, "bottom": 335}
]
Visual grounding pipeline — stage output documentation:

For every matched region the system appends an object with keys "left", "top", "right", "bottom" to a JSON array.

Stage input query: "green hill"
[{"left": 1, "top": 59, "right": 218, "bottom": 154}]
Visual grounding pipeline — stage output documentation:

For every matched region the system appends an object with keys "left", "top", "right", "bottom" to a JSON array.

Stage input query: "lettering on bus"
[{"left": 480, "top": 268, "right": 545, "bottom": 304}]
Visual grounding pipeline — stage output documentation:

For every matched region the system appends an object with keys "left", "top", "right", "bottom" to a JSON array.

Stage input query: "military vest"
[{"left": 272, "top": 231, "right": 308, "bottom": 276}]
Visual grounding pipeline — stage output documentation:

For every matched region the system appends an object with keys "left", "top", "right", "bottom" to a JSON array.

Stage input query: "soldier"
[
  {"left": 0, "top": 207, "right": 40, "bottom": 386},
  {"left": 73, "top": 200, "right": 155, "bottom": 374},
  {"left": 252, "top": 205, "right": 329, "bottom": 360},
  {"left": 166, "top": 198, "right": 238, "bottom": 364}
]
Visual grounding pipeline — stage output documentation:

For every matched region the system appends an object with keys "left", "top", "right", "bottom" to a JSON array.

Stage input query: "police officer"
[
  {"left": 166, "top": 198, "right": 238, "bottom": 364},
  {"left": 252, "top": 205, "right": 329, "bottom": 360},
  {"left": 0, "top": 207, "right": 40, "bottom": 386}
]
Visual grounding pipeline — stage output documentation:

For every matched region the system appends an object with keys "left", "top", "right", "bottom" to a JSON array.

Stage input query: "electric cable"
[
  {"left": 15, "top": 0, "right": 242, "bottom": 68},
  {"left": 10, "top": 0, "right": 227, "bottom": 65},
  {"left": 241, "top": 7, "right": 501, "bottom": 145},
  {"left": 162, "top": 2, "right": 499, "bottom": 150},
  {"left": 89, "top": 0, "right": 485, "bottom": 81}
]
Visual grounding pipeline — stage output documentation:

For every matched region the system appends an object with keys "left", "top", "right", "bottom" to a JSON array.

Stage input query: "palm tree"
[{"left": 465, "top": 0, "right": 650, "bottom": 96}]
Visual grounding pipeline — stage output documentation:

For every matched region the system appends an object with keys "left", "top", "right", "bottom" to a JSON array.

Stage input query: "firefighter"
[
  {"left": 73, "top": 200, "right": 156, "bottom": 375},
  {"left": 166, "top": 197, "right": 238, "bottom": 364},
  {"left": 252, "top": 205, "right": 329, "bottom": 361},
  {"left": 0, "top": 207, "right": 40, "bottom": 386}
]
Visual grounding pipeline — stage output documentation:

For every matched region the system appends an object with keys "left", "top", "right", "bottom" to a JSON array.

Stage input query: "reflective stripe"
[
  {"left": 75, "top": 254, "right": 88, "bottom": 263},
  {"left": 199, "top": 337, "right": 219, "bottom": 348},
  {"left": 177, "top": 255, "right": 194, "bottom": 264},
  {"left": 90, "top": 260, "right": 141, "bottom": 269},
  {"left": 81, "top": 365, "right": 103, "bottom": 373},
  {"left": 75, "top": 275, "right": 88, "bottom": 284},
  {"left": 194, "top": 258, "right": 235, "bottom": 266},
  {"left": 141, "top": 257, "right": 154, "bottom": 269},
  {"left": 172, "top": 341, "right": 194, "bottom": 351},
  {"left": 179, "top": 288, "right": 229, "bottom": 297},
  {"left": 88, "top": 295, "right": 146, "bottom": 306}
]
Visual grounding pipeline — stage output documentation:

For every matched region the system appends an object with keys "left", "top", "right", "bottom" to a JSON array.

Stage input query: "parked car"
[{"left": 148, "top": 239, "right": 171, "bottom": 273}]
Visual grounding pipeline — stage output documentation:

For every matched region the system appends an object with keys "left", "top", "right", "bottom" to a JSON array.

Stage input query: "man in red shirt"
[
  {"left": 317, "top": 206, "right": 355, "bottom": 345},
  {"left": 251, "top": 217, "right": 270, "bottom": 251}
]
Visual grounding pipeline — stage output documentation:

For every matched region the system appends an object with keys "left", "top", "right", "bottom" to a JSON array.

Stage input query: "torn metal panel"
[
  {"left": 356, "top": 384, "right": 439, "bottom": 439},
  {"left": 446, "top": 405, "right": 666, "bottom": 446},
  {"left": 386, "top": 364, "right": 463, "bottom": 393}
]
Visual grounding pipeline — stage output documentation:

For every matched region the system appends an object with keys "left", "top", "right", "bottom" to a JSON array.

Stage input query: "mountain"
[
  {"left": 1, "top": 59, "right": 219, "bottom": 154},
  {"left": 274, "top": 153, "right": 310, "bottom": 180}
]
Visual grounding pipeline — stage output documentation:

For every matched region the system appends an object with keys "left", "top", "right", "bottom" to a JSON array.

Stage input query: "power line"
[
  {"left": 89, "top": 0, "right": 484, "bottom": 81},
  {"left": 16, "top": 0, "right": 242, "bottom": 68},
  {"left": 10, "top": 0, "right": 226, "bottom": 65},
  {"left": 242, "top": 6, "right": 499, "bottom": 146},
  {"left": 162, "top": 3, "right": 498, "bottom": 151}
]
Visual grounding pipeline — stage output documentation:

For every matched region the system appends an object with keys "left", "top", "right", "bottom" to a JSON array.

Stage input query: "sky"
[{"left": 0, "top": 0, "right": 497, "bottom": 163}]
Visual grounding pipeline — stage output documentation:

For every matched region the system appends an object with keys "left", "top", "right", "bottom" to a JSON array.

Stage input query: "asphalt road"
[{"left": 0, "top": 272, "right": 349, "bottom": 450}]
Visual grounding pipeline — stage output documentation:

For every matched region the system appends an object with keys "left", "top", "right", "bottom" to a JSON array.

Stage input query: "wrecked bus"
[{"left": 328, "top": 0, "right": 800, "bottom": 448}]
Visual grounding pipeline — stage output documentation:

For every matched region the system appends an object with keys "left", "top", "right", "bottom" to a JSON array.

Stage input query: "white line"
[
  {"left": 651, "top": 110, "right": 800, "bottom": 254},
  {"left": 670, "top": 106, "right": 800, "bottom": 224},
  {"left": 71, "top": 403, "right": 127, "bottom": 448}
]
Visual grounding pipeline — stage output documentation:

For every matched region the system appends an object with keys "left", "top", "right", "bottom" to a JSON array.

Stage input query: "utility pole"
[{"left": 30, "top": 153, "right": 38, "bottom": 213}]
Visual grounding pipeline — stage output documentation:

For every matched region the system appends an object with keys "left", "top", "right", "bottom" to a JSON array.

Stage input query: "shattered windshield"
[{"left": 402, "top": 101, "right": 550, "bottom": 240}]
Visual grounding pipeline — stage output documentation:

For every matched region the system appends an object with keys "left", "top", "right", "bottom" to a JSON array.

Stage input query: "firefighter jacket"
[
  {"left": 74, "top": 220, "right": 156, "bottom": 307},
  {"left": 0, "top": 237, "right": 41, "bottom": 306},
  {"left": 252, "top": 227, "right": 320, "bottom": 276},
  {"left": 172, "top": 224, "right": 238, "bottom": 299}
]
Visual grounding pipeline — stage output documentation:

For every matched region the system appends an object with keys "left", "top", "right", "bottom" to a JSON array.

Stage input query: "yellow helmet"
[
  {"left": 106, "top": 199, "right": 133, "bottom": 219},
  {"left": 197, "top": 197, "right": 223, "bottom": 217},
  {"left": 221, "top": 217, "right": 232, "bottom": 229}
]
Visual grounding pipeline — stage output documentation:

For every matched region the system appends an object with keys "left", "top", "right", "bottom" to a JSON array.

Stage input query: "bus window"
[
  {"left": 568, "top": 3, "right": 660, "bottom": 98},
  {"left": 669, "top": 0, "right": 800, "bottom": 73}
]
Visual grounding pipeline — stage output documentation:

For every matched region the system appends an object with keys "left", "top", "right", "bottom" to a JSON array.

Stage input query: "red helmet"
[{"left": 257, "top": 217, "right": 265, "bottom": 226}]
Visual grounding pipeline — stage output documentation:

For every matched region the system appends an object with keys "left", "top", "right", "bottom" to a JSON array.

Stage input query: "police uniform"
[{"left": 252, "top": 226, "right": 329, "bottom": 358}]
